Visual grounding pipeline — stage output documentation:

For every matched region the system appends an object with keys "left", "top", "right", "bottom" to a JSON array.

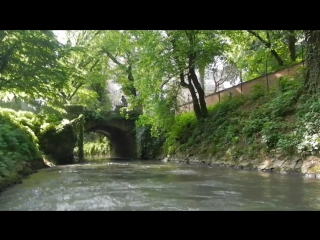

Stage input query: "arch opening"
[
  {"left": 82, "top": 132, "right": 111, "bottom": 160},
  {"left": 85, "top": 124, "right": 136, "bottom": 159}
]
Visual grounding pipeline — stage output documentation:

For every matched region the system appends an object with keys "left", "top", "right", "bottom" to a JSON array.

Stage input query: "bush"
[
  {"left": 249, "top": 84, "right": 266, "bottom": 100},
  {"left": 0, "top": 110, "right": 42, "bottom": 177},
  {"left": 0, "top": 107, "right": 71, "bottom": 177},
  {"left": 161, "top": 68, "right": 310, "bottom": 158}
]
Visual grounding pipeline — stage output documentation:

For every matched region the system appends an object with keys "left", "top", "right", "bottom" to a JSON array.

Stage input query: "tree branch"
[
  {"left": 179, "top": 73, "right": 189, "bottom": 88},
  {"left": 266, "top": 30, "right": 272, "bottom": 47},
  {"left": 89, "top": 59, "right": 100, "bottom": 72},
  {"left": 160, "top": 75, "right": 177, "bottom": 90},
  {"left": 67, "top": 82, "right": 84, "bottom": 100},
  {"left": 247, "top": 30, "right": 271, "bottom": 48},
  {"left": 247, "top": 30, "right": 284, "bottom": 66},
  {"left": 100, "top": 47, "right": 123, "bottom": 66},
  {"left": 286, "top": 30, "right": 296, "bottom": 61}
]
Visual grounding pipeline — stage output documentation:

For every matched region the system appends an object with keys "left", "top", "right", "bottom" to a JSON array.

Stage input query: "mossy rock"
[{"left": 39, "top": 124, "right": 77, "bottom": 165}]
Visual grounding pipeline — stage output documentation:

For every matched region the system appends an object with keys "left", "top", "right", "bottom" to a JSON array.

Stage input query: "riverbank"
[
  {"left": 157, "top": 67, "right": 320, "bottom": 179},
  {"left": 162, "top": 152, "right": 320, "bottom": 179},
  {"left": 0, "top": 157, "right": 54, "bottom": 194}
]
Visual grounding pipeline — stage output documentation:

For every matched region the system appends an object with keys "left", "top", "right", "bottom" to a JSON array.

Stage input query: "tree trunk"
[
  {"left": 199, "top": 65, "right": 205, "bottom": 90},
  {"left": 171, "top": 30, "right": 208, "bottom": 120},
  {"left": 186, "top": 34, "right": 208, "bottom": 119},
  {"left": 214, "top": 83, "right": 219, "bottom": 93},
  {"left": 101, "top": 48, "right": 137, "bottom": 97},
  {"left": 188, "top": 83, "right": 202, "bottom": 120},
  {"left": 270, "top": 49, "right": 284, "bottom": 66},
  {"left": 287, "top": 30, "right": 296, "bottom": 62},
  {"left": 247, "top": 30, "right": 284, "bottom": 67},
  {"left": 304, "top": 30, "right": 320, "bottom": 95},
  {"left": 190, "top": 67, "right": 208, "bottom": 118},
  {"left": 126, "top": 64, "right": 137, "bottom": 96},
  {"left": 179, "top": 71, "right": 202, "bottom": 120}
]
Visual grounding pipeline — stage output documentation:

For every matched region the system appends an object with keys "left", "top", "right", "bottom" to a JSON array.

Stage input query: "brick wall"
[{"left": 177, "top": 62, "right": 304, "bottom": 113}]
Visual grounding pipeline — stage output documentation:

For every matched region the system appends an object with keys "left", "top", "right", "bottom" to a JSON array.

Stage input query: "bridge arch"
[
  {"left": 85, "top": 123, "right": 136, "bottom": 159},
  {"left": 65, "top": 105, "right": 139, "bottom": 160}
]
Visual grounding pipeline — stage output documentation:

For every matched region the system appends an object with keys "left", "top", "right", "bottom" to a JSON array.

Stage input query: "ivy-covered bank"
[
  {"left": 0, "top": 108, "right": 82, "bottom": 193},
  {"left": 155, "top": 69, "right": 320, "bottom": 178}
]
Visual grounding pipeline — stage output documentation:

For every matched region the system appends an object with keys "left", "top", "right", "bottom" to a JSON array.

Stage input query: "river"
[{"left": 0, "top": 159, "right": 320, "bottom": 211}]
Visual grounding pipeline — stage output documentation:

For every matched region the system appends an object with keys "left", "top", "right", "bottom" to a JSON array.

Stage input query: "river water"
[{"left": 0, "top": 159, "right": 320, "bottom": 211}]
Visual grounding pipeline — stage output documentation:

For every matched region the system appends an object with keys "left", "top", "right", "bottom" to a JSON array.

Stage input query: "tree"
[
  {"left": 0, "top": 30, "right": 67, "bottom": 105},
  {"left": 58, "top": 30, "right": 112, "bottom": 111},
  {"left": 223, "top": 30, "right": 304, "bottom": 81},
  {"left": 304, "top": 30, "right": 320, "bottom": 95},
  {"left": 94, "top": 30, "right": 139, "bottom": 98},
  {"left": 207, "top": 57, "right": 239, "bottom": 92},
  {"left": 285, "top": 30, "right": 297, "bottom": 62},
  {"left": 246, "top": 30, "right": 285, "bottom": 67},
  {"left": 164, "top": 30, "right": 225, "bottom": 120}
]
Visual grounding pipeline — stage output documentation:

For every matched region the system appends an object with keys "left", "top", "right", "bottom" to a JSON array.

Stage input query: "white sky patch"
[{"left": 53, "top": 30, "right": 68, "bottom": 44}]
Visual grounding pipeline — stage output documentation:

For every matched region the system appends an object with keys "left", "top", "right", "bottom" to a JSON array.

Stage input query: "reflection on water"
[{"left": 0, "top": 159, "right": 320, "bottom": 210}]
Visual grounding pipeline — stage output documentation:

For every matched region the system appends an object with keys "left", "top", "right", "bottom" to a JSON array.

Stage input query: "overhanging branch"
[
  {"left": 100, "top": 47, "right": 123, "bottom": 66},
  {"left": 247, "top": 30, "right": 271, "bottom": 48}
]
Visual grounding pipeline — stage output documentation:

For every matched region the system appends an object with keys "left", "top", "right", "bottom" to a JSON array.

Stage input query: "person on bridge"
[{"left": 121, "top": 96, "right": 128, "bottom": 107}]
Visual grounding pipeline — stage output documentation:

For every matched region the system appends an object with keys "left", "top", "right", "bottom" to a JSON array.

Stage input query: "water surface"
[{"left": 0, "top": 160, "right": 319, "bottom": 211}]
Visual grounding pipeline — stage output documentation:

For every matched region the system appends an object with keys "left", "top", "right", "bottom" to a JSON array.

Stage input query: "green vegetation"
[
  {"left": 161, "top": 67, "right": 320, "bottom": 162},
  {"left": 0, "top": 108, "right": 52, "bottom": 191},
  {"left": 80, "top": 132, "right": 110, "bottom": 159},
  {"left": 1, "top": 30, "right": 320, "bottom": 191},
  {"left": 0, "top": 107, "right": 85, "bottom": 191},
  {"left": 0, "top": 110, "right": 41, "bottom": 177}
]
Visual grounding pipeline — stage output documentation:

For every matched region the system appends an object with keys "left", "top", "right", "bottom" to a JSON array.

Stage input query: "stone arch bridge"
[{"left": 66, "top": 105, "right": 139, "bottom": 159}]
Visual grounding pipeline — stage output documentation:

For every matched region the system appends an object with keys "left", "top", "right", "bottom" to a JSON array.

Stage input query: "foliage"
[
  {"left": 38, "top": 116, "right": 78, "bottom": 164},
  {"left": 0, "top": 108, "right": 43, "bottom": 177},
  {"left": 83, "top": 142, "right": 110, "bottom": 158},
  {"left": 1, "top": 30, "right": 320, "bottom": 174},
  {"left": 0, "top": 30, "right": 68, "bottom": 110},
  {"left": 80, "top": 132, "right": 110, "bottom": 159},
  {"left": 164, "top": 111, "right": 197, "bottom": 153},
  {"left": 296, "top": 97, "right": 320, "bottom": 155},
  {"left": 93, "top": 30, "right": 139, "bottom": 97},
  {"left": 136, "top": 30, "right": 225, "bottom": 120},
  {"left": 163, "top": 95, "right": 245, "bottom": 154},
  {"left": 162, "top": 68, "right": 313, "bottom": 158},
  {"left": 223, "top": 30, "right": 305, "bottom": 81},
  {"left": 249, "top": 84, "right": 266, "bottom": 100},
  {"left": 91, "top": 30, "right": 228, "bottom": 126},
  {"left": 56, "top": 30, "right": 112, "bottom": 112}
]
